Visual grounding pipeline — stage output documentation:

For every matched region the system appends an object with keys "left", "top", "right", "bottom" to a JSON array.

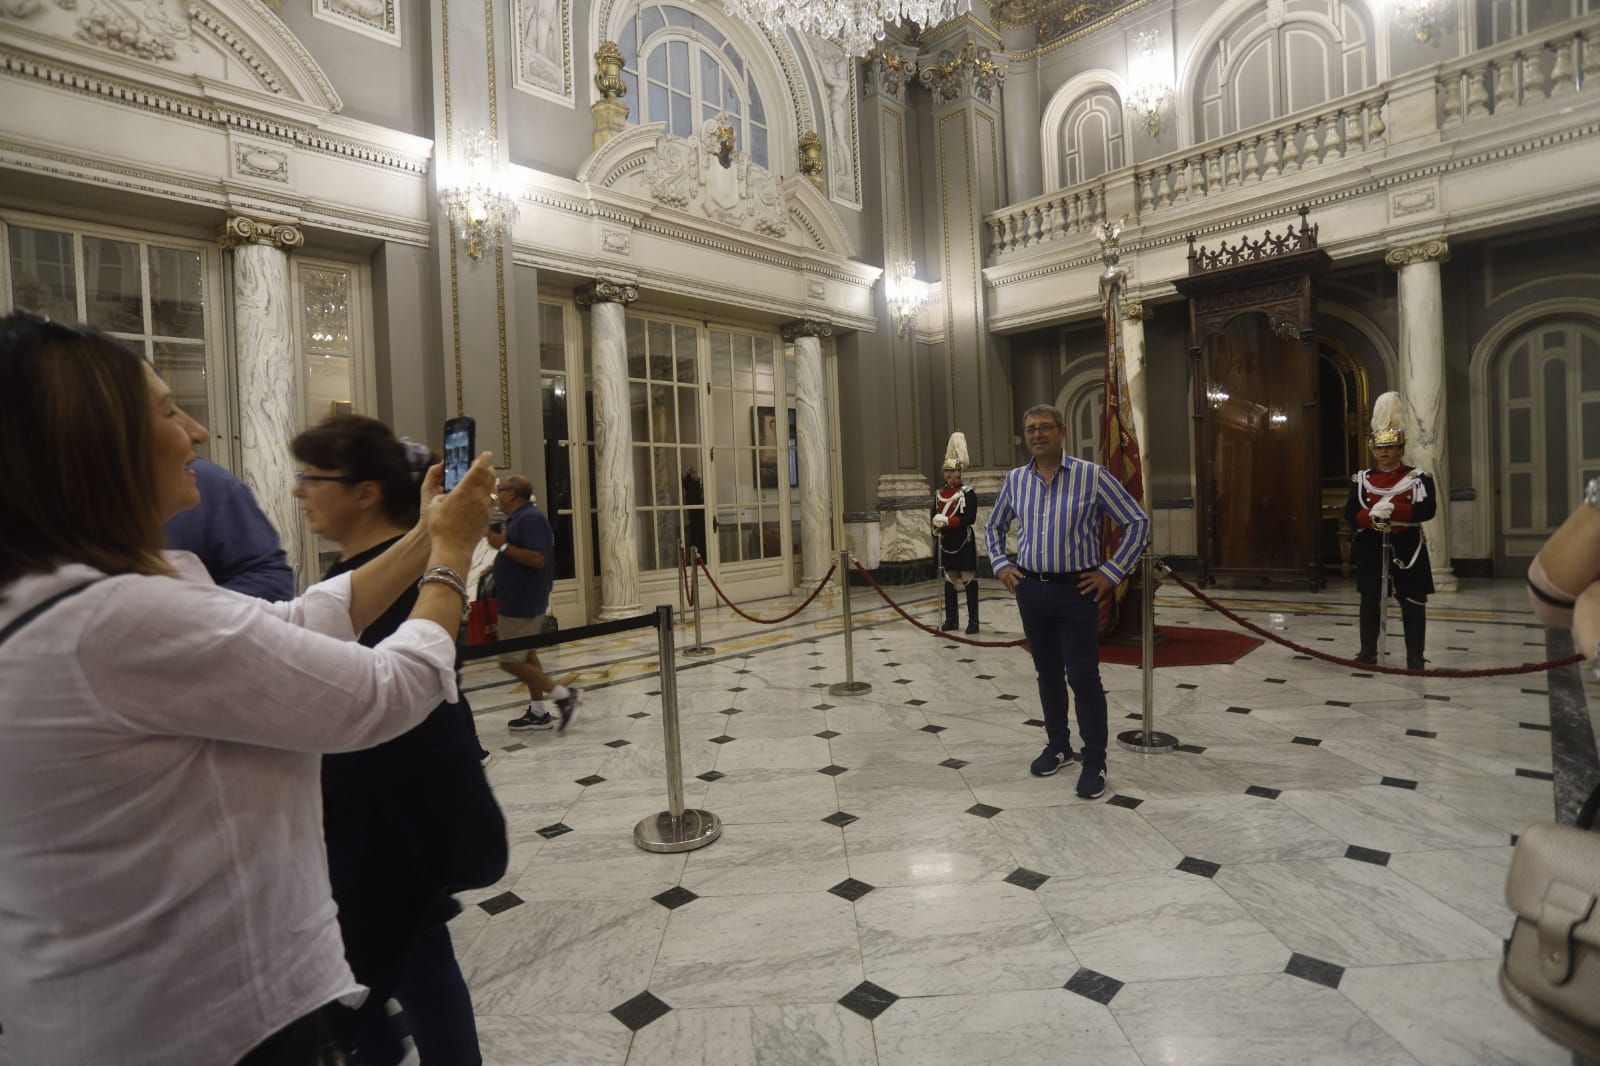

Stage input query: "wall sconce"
[
  {"left": 885, "top": 260, "right": 928, "bottom": 338},
  {"left": 1270, "top": 410, "right": 1289, "bottom": 426},
  {"left": 438, "top": 129, "right": 518, "bottom": 260},
  {"left": 1391, "top": 0, "right": 1444, "bottom": 43},
  {"left": 1126, "top": 30, "right": 1172, "bottom": 137},
  {"left": 1206, "top": 386, "right": 1230, "bottom": 407}
]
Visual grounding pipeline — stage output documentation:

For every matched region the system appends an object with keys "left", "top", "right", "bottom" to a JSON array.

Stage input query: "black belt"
[{"left": 1016, "top": 567, "right": 1089, "bottom": 582}]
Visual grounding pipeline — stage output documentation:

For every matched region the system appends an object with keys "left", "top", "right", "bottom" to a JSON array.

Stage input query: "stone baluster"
[
  {"left": 1345, "top": 108, "right": 1364, "bottom": 153},
  {"left": 1026, "top": 207, "right": 1042, "bottom": 246},
  {"left": 1582, "top": 33, "right": 1600, "bottom": 87},
  {"left": 1003, "top": 213, "right": 1018, "bottom": 252},
  {"left": 1493, "top": 57, "right": 1519, "bottom": 112},
  {"left": 1464, "top": 66, "right": 1490, "bottom": 118},
  {"left": 1153, "top": 166, "right": 1170, "bottom": 208},
  {"left": 1440, "top": 73, "right": 1464, "bottom": 124},
  {"left": 1172, "top": 162, "right": 1189, "bottom": 203},
  {"left": 1261, "top": 132, "right": 1281, "bottom": 178},
  {"left": 1549, "top": 39, "right": 1574, "bottom": 97},
  {"left": 1242, "top": 137, "right": 1261, "bottom": 182},
  {"left": 1282, "top": 125, "right": 1301, "bottom": 172},
  {"left": 575, "top": 279, "right": 643, "bottom": 619},
  {"left": 990, "top": 218, "right": 1006, "bottom": 257},
  {"left": 1223, "top": 144, "right": 1241, "bottom": 185},
  {"left": 1523, "top": 48, "right": 1550, "bottom": 100},
  {"left": 1065, "top": 193, "right": 1080, "bottom": 232},
  {"left": 1367, "top": 98, "right": 1387, "bottom": 143},
  {"left": 1323, "top": 109, "right": 1344, "bottom": 160},
  {"left": 1304, "top": 118, "right": 1324, "bottom": 165},
  {"left": 1139, "top": 172, "right": 1154, "bottom": 212}
]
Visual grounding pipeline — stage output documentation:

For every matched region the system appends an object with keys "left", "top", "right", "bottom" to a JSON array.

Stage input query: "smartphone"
[{"left": 443, "top": 415, "right": 475, "bottom": 492}]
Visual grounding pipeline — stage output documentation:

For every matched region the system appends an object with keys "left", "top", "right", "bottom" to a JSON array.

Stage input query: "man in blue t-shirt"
[
  {"left": 486, "top": 475, "right": 580, "bottom": 732},
  {"left": 165, "top": 458, "right": 294, "bottom": 601}
]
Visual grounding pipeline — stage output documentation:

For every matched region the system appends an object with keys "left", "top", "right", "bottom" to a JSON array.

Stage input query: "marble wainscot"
[{"left": 872, "top": 473, "right": 936, "bottom": 584}]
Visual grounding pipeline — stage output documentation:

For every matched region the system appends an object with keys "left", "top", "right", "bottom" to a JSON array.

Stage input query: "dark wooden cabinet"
[{"left": 1172, "top": 209, "right": 1332, "bottom": 590}]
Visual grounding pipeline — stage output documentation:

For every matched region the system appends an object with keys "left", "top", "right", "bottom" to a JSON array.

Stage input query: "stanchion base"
[
  {"left": 633, "top": 809, "right": 722, "bottom": 853},
  {"left": 1116, "top": 729, "right": 1181, "bottom": 754},
  {"left": 682, "top": 645, "right": 716, "bottom": 658},
  {"left": 827, "top": 681, "right": 873, "bottom": 697}
]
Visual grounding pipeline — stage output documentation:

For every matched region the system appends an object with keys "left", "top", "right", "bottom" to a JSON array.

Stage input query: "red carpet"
[{"left": 1097, "top": 625, "right": 1262, "bottom": 668}]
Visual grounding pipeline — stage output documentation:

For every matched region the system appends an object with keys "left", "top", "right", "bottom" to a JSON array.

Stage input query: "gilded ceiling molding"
[
  {"left": 1385, "top": 238, "right": 1450, "bottom": 268},
  {"left": 218, "top": 215, "right": 303, "bottom": 250},
  {"left": 1006, "top": 0, "right": 1164, "bottom": 60},
  {"left": 780, "top": 318, "right": 834, "bottom": 339}
]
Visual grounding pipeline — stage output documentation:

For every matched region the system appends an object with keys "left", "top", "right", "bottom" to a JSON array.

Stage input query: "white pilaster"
[
  {"left": 784, "top": 319, "right": 834, "bottom": 586},
  {"left": 577, "top": 280, "right": 642, "bottom": 619},
  {"left": 222, "top": 215, "right": 305, "bottom": 584},
  {"left": 1386, "top": 237, "right": 1456, "bottom": 592}
]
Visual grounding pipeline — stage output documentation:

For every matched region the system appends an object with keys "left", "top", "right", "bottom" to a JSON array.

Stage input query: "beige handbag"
[{"left": 1501, "top": 784, "right": 1600, "bottom": 1059}]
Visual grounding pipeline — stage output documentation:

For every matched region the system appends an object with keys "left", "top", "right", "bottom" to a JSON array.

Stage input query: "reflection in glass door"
[
  {"left": 626, "top": 314, "right": 708, "bottom": 575},
  {"left": 709, "top": 326, "right": 792, "bottom": 572}
]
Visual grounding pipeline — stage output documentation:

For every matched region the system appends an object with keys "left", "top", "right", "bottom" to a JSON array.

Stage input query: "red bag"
[{"left": 467, "top": 571, "right": 499, "bottom": 645}]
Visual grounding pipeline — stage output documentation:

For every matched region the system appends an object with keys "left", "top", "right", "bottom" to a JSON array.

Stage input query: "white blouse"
[{"left": 0, "top": 560, "right": 459, "bottom": 1066}]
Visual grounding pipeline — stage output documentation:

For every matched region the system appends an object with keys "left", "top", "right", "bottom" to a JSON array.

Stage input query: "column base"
[{"left": 598, "top": 603, "right": 645, "bottom": 622}]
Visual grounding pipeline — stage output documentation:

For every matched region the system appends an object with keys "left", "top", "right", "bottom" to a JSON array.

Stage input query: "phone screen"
[{"left": 443, "top": 417, "right": 474, "bottom": 492}]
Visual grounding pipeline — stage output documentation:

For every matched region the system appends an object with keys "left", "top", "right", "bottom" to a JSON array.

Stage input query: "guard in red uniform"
[
  {"left": 1343, "top": 391, "right": 1437, "bottom": 669},
  {"left": 933, "top": 432, "right": 980, "bottom": 634}
]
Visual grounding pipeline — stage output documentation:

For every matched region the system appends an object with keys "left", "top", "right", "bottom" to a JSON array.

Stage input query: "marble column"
[
  {"left": 576, "top": 280, "right": 642, "bottom": 619},
  {"left": 783, "top": 319, "right": 834, "bottom": 587},
  {"left": 1120, "top": 297, "right": 1152, "bottom": 511},
  {"left": 220, "top": 215, "right": 305, "bottom": 584},
  {"left": 1385, "top": 238, "right": 1456, "bottom": 592}
]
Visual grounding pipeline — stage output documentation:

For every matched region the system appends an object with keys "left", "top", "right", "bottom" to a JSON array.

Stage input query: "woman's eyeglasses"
[{"left": 294, "top": 471, "right": 361, "bottom": 484}]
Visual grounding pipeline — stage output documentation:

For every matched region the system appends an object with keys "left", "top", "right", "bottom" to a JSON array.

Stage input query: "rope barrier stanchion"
[
  {"left": 697, "top": 558, "right": 838, "bottom": 625},
  {"left": 851, "top": 560, "right": 1029, "bottom": 649},
  {"left": 1160, "top": 563, "right": 1583, "bottom": 678},
  {"left": 1379, "top": 529, "right": 1392, "bottom": 665},
  {"left": 682, "top": 548, "right": 715, "bottom": 659},
  {"left": 828, "top": 550, "right": 872, "bottom": 697},
  {"left": 634, "top": 604, "right": 722, "bottom": 854},
  {"left": 1118, "top": 550, "right": 1179, "bottom": 754}
]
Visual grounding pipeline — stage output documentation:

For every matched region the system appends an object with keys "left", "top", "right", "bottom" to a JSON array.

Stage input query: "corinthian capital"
[
  {"left": 218, "top": 215, "right": 303, "bottom": 250},
  {"left": 1385, "top": 237, "right": 1450, "bottom": 269},
  {"left": 575, "top": 278, "right": 639, "bottom": 307},
  {"left": 780, "top": 318, "right": 833, "bottom": 341}
]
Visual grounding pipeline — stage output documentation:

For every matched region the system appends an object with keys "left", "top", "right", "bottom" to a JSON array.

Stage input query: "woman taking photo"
[
  {"left": 0, "top": 312, "right": 493, "bottom": 1065},
  {"left": 291, "top": 414, "right": 505, "bottom": 1065}
]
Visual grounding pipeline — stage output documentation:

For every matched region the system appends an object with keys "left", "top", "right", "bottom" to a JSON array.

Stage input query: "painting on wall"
[
  {"left": 513, "top": 0, "right": 574, "bottom": 106},
  {"left": 754, "top": 406, "right": 798, "bottom": 490},
  {"left": 313, "top": 0, "right": 400, "bottom": 47}
]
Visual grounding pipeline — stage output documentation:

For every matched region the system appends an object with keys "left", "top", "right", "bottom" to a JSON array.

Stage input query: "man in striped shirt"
[{"left": 986, "top": 403, "right": 1150, "bottom": 798}]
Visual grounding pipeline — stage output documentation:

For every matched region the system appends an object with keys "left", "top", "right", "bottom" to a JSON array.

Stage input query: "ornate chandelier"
[
  {"left": 720, "top": 0, "right": 972, "bottom": 59},
  {"left": 1391, "top": 0, "right": 1443, "bottom": 43},
  {"left": 438, "top": 130, "right": 518, "bottom": 261},
  {"left": 1125, "top": 30, "right": 1172, "bottom": 137},
  {"left": 885, "top": 259, "right": 928, "bottom": 337}
]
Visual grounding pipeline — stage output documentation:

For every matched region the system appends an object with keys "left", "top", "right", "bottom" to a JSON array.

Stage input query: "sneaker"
[
  {"left": 1030, "top": 746, "right": 1069, "bottom": 777},
  {"left": 479, "top": 749, "right": 494, "bottom": 768},
  {"left": 554, "top": 687, "right": 582, "bottom": 731},
  {"left": 508, "top": 709, "right": 556, "bottom": 732},
  {"left": 1075, "top": 762, "right": 1107, "bottom": 800}
]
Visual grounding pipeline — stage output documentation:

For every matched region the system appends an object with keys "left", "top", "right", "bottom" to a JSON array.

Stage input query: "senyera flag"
[{"left": 1097, "top": 269, "right": 1145, "bottom": 635}]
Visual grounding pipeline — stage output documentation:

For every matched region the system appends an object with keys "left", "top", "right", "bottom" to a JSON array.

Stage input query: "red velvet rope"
[
  {"left": 695, "top": 560, "right": 838, "bottom": 624},
  {"left": 850, "top": 560, "right": 1030, "bottom": 649},
  {"left": 1161, "top": 565, "right": 1582, "bottom": 678}
]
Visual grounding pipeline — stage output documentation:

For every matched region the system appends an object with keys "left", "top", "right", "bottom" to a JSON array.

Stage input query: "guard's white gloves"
[
  {"left": 932, "top": 514, "right": 950, "bottom": 529},
  {"left": 1369, "top": 499, "right": 1395, "bottom": 521}
]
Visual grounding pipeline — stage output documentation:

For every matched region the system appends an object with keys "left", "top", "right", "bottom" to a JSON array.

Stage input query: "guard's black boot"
[
  {"left": 1356, "top": 593, "right": 1380, "bottom": 664},
  {"left": 1401, "top": 599, "right": 1427, "bottom": 671},
  {"left": 965, "top": 581, "right": 980, "bottom": 635},
  {"left": 941, "top": 584, "right": 959, "bottom": 631}
]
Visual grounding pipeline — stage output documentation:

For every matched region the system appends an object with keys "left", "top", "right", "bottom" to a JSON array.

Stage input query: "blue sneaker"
[
  {"left": 1030, "top": 746, "right": 1069, "bottom": 777},
  {"left": 1075, "top": 761, "right": 1107, "bottom": 800},
  {"left": 554, "top": 687, "right": 581, "bottom": 731}
]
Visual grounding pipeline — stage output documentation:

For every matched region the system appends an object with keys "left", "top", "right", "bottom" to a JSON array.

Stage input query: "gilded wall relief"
[
  {"left": 513, "top": 0, "right": 573, "bottom": 106},
  {"left": 313, "top": 0, "right": 399, "bottom": 46}
]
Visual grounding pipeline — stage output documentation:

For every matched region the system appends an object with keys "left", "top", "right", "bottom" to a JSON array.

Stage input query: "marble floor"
[{"left": 441, "top": 576, "right": 1581, "bottom": 1066}]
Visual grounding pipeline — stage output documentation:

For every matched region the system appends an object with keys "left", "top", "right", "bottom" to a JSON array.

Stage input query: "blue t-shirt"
[
  {"left": 493, "top": 502, "right": 555, "bottom": 618},
  {"left": 165, "top": 458, "right": 294, "bottom": 602}
]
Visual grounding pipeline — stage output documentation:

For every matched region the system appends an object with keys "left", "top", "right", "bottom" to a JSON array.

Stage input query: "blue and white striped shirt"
[{"left": 985, "top": 456, "right": 1150, "bottom": 583}]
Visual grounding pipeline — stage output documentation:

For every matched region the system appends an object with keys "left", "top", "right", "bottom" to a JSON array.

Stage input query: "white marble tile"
[
  {"left": 1095, "top": 751, "right": 1252, "bottom": 800},
  {"left": 959, "top": 753, "right": 1087, "bottom": 810},
  {"left": 511, "top": 830, "right": 686, "bottom": 902},
  {"left": 991, "top": 804, "right": 1185, "bottom": 879},
  {"left": 833, "top": 762, "right": 977, "bottom": 817},
  {"left": 1215, "top": 857, "right": 1504, "bottom": 967},
  {"left": 475, "top": 1011, "right": 631, "bottom": 1066},
  {"left": 1278, "top": 785, "right": 1506, "bottom": 854},
  {"left": 625, "top": 1002, "right": 876, "bottom": 1066},
  {"left": 712, "top": 735, "right": 834, "bottom": 772},
  {"left": 873, "top": 988, "right": 1143, "bottom": 1066},
  {"left": 843, "top": 809, "right": 1020, "bottom": 887},
  {"left": 460, "top": 899, "right": 667, "bottom": 1015},
  {"left": 825, "top": 702, "right": 929, "bottom": 734},
  {"left": 1386, "top": 846, "right": 1516, "bottom": 935},
  {"left": 1416, "top": 774, "right": 1553, "bottom": 836},
  {"left": 680, "top": 821, "right": 848, "bottom": 896},
  {"left": 827, "top": 730, "right": 952, "bottom": 767},
  {"left": 1110, "top": 972, "right": 1419, "bottom": 1066},
  {"left": 650, "top": 892, "right": 862, "bottom": 1008},
  {"left": 561, "top": 777, "right": 709, "bottom": 834},
  {"left": 1340, "top": 958, "right": 1570, "bottom": 1065},
  {"left": 704, "top": 768, "right": 842, "bottom": 824},
  {"left": 1038, "top": 867, "right": 1290, "bottom": 981},
  {"left": 1203, "top": 741, "right": 1384, "bottom": 791},
  {"left": 856, "top": 882, "right": 1077, "bottom": 996},
  {"left": 1138, "top": 792, "right": 1348, "bottom": 864}
]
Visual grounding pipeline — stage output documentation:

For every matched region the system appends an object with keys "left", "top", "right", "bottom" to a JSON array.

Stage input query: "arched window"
[
  {"left": 1478, "top": 0, "right": 1600, "bottom": 45},
  {"left": 617, "top": 3, "right": 771, "bottom": 169},
  {"left": 1497, "top": 320, "right": 1600, "bottom": 544},
  {"left": 1068, "top": 384, "right": 1103, "bottom": 464},
  {"left": 1191, "top": 2, "right": 1374, "bottom": 141},
  {"left": 1058, "top": 90, "right": 1124, "bottom": 188}
]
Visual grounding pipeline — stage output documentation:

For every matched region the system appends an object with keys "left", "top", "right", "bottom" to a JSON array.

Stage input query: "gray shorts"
[{"left": 496, "top": 614, "right": 546, "bottom": 662}]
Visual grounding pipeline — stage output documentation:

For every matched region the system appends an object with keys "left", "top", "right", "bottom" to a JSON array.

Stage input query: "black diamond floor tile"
[
  {"left": 1405, "top": 729, "right": 1437, "bottom": 739},
  {"left": 1064, "top": 968, "right": 1123, "bottom": 1005},
  {"left": 893, "top": 678, "right": 913, "bottom": 685},
  {"left": 940, "top": 758, "right": 970, "bottom": 769},
  {"left": 1520, "top": 722, "right": 1552, "bottom": 732},
  {"left": 696, "top": 770, "right": 726, "bottom": 783},
  {"left": 1521, "top": 688, "right": 1549, "bottom": 696},
  {"left": 920, "top": 724, "right": 946, "bottom": 734},
  {"left": 1024, "top": 718, "right": 1047, "bottom": 727},
  {"left": 1350, "top": 672, "right": 1373, "bottom": 678},
  {"left": 828, "top": 877, "right": 875, "bottom": 901},
  {"left": 1225, "top": 706, "right": 1252, "bottom": 715},
  {"left": 1106, "top": 794, "right": 1143, "bottom": 810},
  {"left": 1380, "top": 776, "right": 1418, "bottom": 790},
  {"left": 1285, "top": 952, "right": 1344, "bottom": 989},
  {"left": 1004, "top": 867, "right": 1050, "bottom": 891},
  {"left": 1176, "top": 682, "right": 1199, "bottom": 690},
  {"left": 975, "top": 674, "right": 996, "bottom": 681},
  {"left": 653, "top": 886, "right": 698, "bottom": 910},
  {"left": 1345, "top": 845, "right": 1391, "bottom": 866},
  {"left": 959, "top": 658, "right": 976, "bottom": 664},
  {"left": 816, "top": 729, "right": 842, "bottom": 739},
  {"left": 996, "top": 693, "right": 1020, "bottom": 701},
  {"left": 628, "top": 711, "right": 650, "bottom": 720},
  {"left": 645, "top": 690, "right": 661, "bottom": 696},
  {"left": 883, "top": 662, "right": 902, "bottom": 667},
  {"left": 812, "top": 703, "right": 836, "bottom": 711},
  {"left": 1291, "top": 736, "right": 1322, "bottom": 747},
  {"left": 1516, "top": 768, "right": 1555, "bottom": 780},
  {"left": 1326, "top": 700, "right": 1351, "bottom": 708},
  {"left": 502, "top": 743, "right": 527, "bottom": 752},
  {"left": 1176, "top": 744, "right": 1208, "bottom": 754},
  {"left": 575, "top": 775, "right": 606, "bottom": 787},
  {"left": 710, "top": 735, "right": 736, "bottom": 745},
  {"left": 810, "top": 666, "right": 827, "bottom": 672},
  {"left": 610, "top": 990, "right": 672, "bottom": 1032},
  {"left": 1423, "top": 694, "right": 1451, "bottom": 702},
  {"left": 477, "top": 891, "right": 524, "bottom": 915},
  {"left": 823, "top": 811, "right": 859, "bottom": 827},
  {"left": 905, "top": 699, "right": 928, "bottom": 706},
  {"left": 728, "top": 686, "right": 746, "bottom": 693},
  {"left": 965, "top": 803, "right": 1003, "bottom": 819},
  {"left": 1176, "top": 856, "right": 1221, "bottom": 878},
  {"left": 605, "top": 739, "right": 631, "bottom": 748},
  {"left": 536, "top": 823, "right": 572, "bottom": 839},
  {"left": 1245, "top": 785, "right": 1282, "bottom": 799},
  {"left": 838, "top": 981, "right": 898, "bottom": 1020},
  {"left": 1264, "top": 678, "right": 1288, "bottom": 684},
  {"left": 721, "top": 707, "right": 742, "bottom": 716},
  {"left": 818, "top": 764, "right": 850, "bottom": 777}
]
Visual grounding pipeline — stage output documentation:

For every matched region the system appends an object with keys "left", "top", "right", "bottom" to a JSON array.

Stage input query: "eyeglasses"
[
  {"left": 294, "top": 471, "right": 360, "bottom": 484},
  {"left": 1022, "top": 425, "right": 1061, "bottom": 436}
]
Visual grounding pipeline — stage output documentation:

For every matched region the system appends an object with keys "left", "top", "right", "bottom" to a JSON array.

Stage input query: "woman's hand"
[
  {"left": 426, "top": 452, "right": 494, "bottom": 554},
  {"left": 417, "top": 462, "right": 444, "bottom": 530}
]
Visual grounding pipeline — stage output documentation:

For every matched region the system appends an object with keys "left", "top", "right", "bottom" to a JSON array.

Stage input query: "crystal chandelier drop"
[
  {"left": 1391, "top": 0, "right": 1443, "bottom": 43},
  {"left": 885, "top": 259, "right": 929, "bottom": 337},
  {"left": 721, "top": 0, "right": 972, "bottom": 59},
  {"left": 1125, "top": 31, "right": 1172, "bottom": 137},
  {"left": 438, "top": 129, "right": 518, "bottom": 261}
]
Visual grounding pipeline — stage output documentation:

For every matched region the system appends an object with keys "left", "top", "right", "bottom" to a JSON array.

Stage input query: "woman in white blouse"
[{"left": 0, "top": 313, "right": 493, "bottom": 1066}]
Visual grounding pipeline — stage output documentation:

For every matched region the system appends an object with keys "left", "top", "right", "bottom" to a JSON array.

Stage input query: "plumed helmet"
[
  {"left": 941, "top": 431, "right": 969, "bottom": 472},
  {"left": 1370, "top": 391, "right": 1405, "bottom": 448}
]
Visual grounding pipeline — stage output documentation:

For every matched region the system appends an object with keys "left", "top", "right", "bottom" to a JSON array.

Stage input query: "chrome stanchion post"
[
  {"left": 829, "top": 550, "right": 872, "bottom": 697},
  {"left": 634, "top": 605, "right": 722, "bottom": 853},
  {"left": 1379, "top": 529, "right": 1393, "bottom": 665},
  {"left": 1117, "top": 550, "right": 1179, "bottom": 754},
  {"left": 683, "top": 548, "right": 715, "bottom": 658}
]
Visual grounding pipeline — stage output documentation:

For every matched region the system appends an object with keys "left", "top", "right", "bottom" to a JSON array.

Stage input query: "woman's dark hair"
[
  {"left": 0, "top": 312, "right": 172, "bottom": 589},
  {"left": 291, "top": 414, "right": 431, "bottom": 527}
]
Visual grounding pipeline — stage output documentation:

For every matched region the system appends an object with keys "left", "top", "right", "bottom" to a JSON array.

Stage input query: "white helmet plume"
[
  {"left": 941, "top": 431, "right": 969, "bottom": 472},
  {"left": 1369, "top": 392, "right": 1405, "bottom": 447}
]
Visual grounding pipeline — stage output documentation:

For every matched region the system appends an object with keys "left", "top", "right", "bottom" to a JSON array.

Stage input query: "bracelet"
[
  {"left": 424, "top": 565, "right": 466, "bottom": 586},
  {"left": 418, "top": 573, "right": 469, "bottom": 610}
]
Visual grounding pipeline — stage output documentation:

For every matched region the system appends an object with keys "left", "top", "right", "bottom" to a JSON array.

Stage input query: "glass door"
[
  {"left": 625, "top": 312, "right": 710, "bottom": 583},
  {"left": 707, "top": 324, "right": 794, "bottom": 595}
]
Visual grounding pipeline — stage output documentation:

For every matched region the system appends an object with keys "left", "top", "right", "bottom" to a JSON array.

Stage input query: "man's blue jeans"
[{"left": 1015, "top": 575, "right": 1109, "bottom": 765}]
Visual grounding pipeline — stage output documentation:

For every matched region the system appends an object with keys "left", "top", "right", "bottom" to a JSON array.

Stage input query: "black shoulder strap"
[{"left": 0, "top": 581, "right": 100, "bottom": 650}]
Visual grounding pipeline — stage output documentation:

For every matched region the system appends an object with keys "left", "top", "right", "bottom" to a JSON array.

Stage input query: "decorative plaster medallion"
[
  {"left": 643, "top": 117, "right": 787, "bottom": 238},
  {"left": 1385, "top": 237, "right": 1449, "bottom": 268},
  {"left": 600, "top": 227, "right": 631, "bottom": 254},
  {"left": 313, "top": 0, "right": 399, "bottom": 47},
  {"left": 514, "top": 0, "right": 573, "bottom": 106},
  {"left": 234, "top": 143, "right": 290, "bottom": 183},
  {"left": 806, "top": 278, "right": 826, "bottom": 300},
  {"left": 1390, "top": 182, "right": 1439, "bottom": 220}
]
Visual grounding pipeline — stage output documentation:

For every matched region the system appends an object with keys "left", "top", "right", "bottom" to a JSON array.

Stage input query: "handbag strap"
[{"left": 0, "top": 581, "right": 100, "bottom": 650}]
